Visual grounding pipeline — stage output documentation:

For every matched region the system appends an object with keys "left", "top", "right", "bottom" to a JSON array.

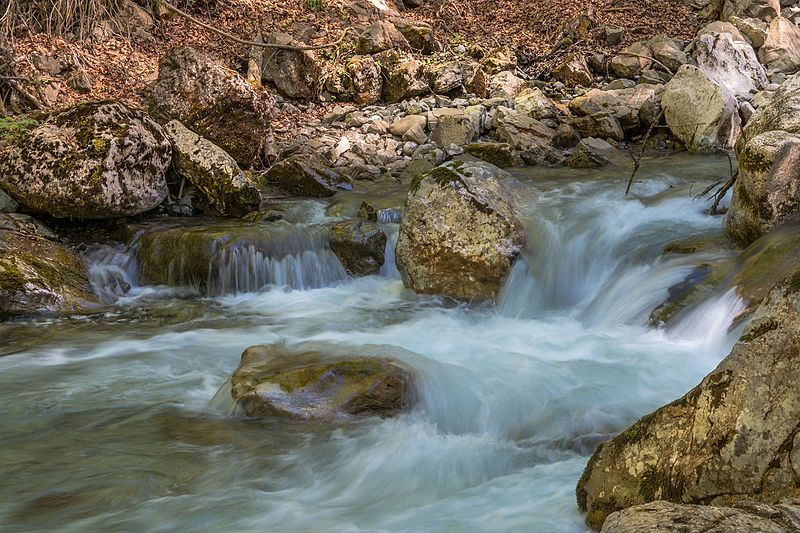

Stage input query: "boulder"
[
  {"left": 149, "top": 46, "right": 271, "bottom": 165},
  {"left": 356, "top": 21, "right": 410, "bottom": 55},
  {"left": 722, "top": 0, "right": 781, "bottom": 21},
  {"left": 698, "top": 20, "right": 751, "bottom": 44},
  {"left": 0, "top": 214, "right": 98, "bottom": 316},
  {"left": 164, "top": 120, "right": 261, "bottom": 217},
  {"left": 725, "top": 130, "right": 800, "bottom": 244},
  {"left": 464, "top": 142, "right": 524, "bottom": 168},
  {"left": 0, "top": 101, "right": 170, "bottom": 219},
  {"left": 552, "top": 52, "right": 594, "bottom": 87},
  {"left": 601, "top": 500, "right": 800, "bottom": 532},
  {"left": 230, "top": 344, "right": 417, "bottom": 420},
  {"left": 684, "top": 0, "right": 723, "bottom": 21},
  {"left": 662, "top": 65, "right": 741, "bottom": 151},
  {"left": 648, "top": 35, "right": 691, "bottom": 74},
  {"left": 571, "top": 112, "right": 626, "bottom": 143},
  {"left": 487, "top": 71, "right": 527, "bottom": 100},
  {"left": 730, "top": 15, "right": 769, "bottom": 48},
  {"left": 481, "top": 47, "right": 517, "bottom": 75},
  {"left": 261, "top": 33, "right": 321, "bottom": 99},
  {"left": 261, "top": 154, "right": 352, "bottom": 197},
  {"left": 396, "top": 160, "right": 525, "bottom": 300},
  {"left": 431, "top": 113, "right": 477, "bottom": 147},
  {"left": 378, "top": 51, "right": 429, "bottom": 103},
  {"left": 390, "top": 18, "right": 440, "bottom": 54},
  {"left": 693, "top": 31, "right": 768, "bottom": 98},
  {"left": 329, "top": 219, "right": 386, "bottom": 276},
  {"left": 577, "top": 274, "right": 800, "bottom": 530},
  {"left": 514, "top": 88, "right": 559, "bottom": 120},
  {"left": 759, "top": 17, "right": 800, "bottom": 73},
  {"left": 566, "top": 138, "right": 616, "bottom": 168},
  {"left": 569, "top": 86, "right": 661, "bottom": 134},
  {"left": 611, "top": 43, "right": 653, "bottom": 79},
  {"left": 345, "top": 55, "right": 383, "bottom": 105},
  {"left": 390, "top": 115, "right": 427, "bottom": 137},
  {"left": 492, "top": 107, "right": 557, "bottom": 147},
  {"left": 427, "top": 61, "right": 464, "bottom": 94},
  {"left": 461, "top": 61, "right": 488, "bottom": 97},
  {"left": 739, "top": 73, "right": 800, "bottom": 150}
]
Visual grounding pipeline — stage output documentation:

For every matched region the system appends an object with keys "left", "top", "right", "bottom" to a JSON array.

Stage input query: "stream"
[{"left": 0, "top": 154, "right": 747, "bottom": 532}]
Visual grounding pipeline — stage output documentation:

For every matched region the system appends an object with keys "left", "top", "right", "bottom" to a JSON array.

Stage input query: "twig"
[
  {"left": 615, "top": 52, "right": 674, "bottom": 76},
  {"left": 159, "top": 1, "right": 353, "bottom": 51},
  {"left": 626, "top": 107, "right": 666, "bottom": 195},
  {"left": 8, "top": 80, "right": 43, "bottom": 110}
]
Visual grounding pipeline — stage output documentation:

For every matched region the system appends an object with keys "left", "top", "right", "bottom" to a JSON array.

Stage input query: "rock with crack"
[
  {"left": 164, "top": 120, "right": 261, "bottom": 217},
  {"left": 577, "top": 273, "right": 800, "bottom": 530},
  {"left": 396, "top": 160, "right": 526, "bottom": 300}
]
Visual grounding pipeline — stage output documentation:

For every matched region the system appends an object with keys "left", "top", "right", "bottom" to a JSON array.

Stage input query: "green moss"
[
  {"left": 638, "top": 465, "right": 685, "bottom": 503},
  {"left": 0, "top": 259, "right": 26, "bottom": 293},
  {"left": 740, "top": 319, "right": 779, "bottom": 342}
]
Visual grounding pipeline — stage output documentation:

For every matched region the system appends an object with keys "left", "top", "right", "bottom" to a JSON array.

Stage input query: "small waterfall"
[
  {"left": 670, "top": 288, "right": 746, "bottom": 344},
  {"left": 86, "top": 243, "right": 139, "bottom": 303},
  {"left": 208, "top": 377, "right": 242, "bottom": 416},
  {"left": 379, "top": 224, "right": 400, "bottom": 279}
]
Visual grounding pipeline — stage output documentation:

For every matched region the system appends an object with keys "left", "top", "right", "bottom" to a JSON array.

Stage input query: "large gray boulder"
[
  {"left": 569, "top": 86, "right": 661, "bottom": 134},
  {"left": 0, "top": 101, "right": 170, "bottom": 219},
  {"left": 601, "top": 500, "right": 800, "bottom": 532},
  {"left": 262, "top": 33, "right": 322, "bottom": 99},
  {"left": 662, "top": 65, "right": 741, "bottom": 151},
  {"left": 693, "top": 31, "right": 768, "bottom": 98},
  {"left": 230, "top": 344, "right": 417, "bottom": 421},
  {"left": 0, "top": 214, "right": 98, "bottom": 316},
  {"left": 149, "top": 47, "right": 271, "bottom": 165},
  {"left": 396, "top": 160, "right": 525, "bottom": 300},
  {"left": 725, "top": 130, "right": 800, "bottom": 244},
  {"left": 577, "top": 274, "right": 800, "bottom": 530},
  {"left": 759, "top": 17, "right": 800, "bottom": 73},
  {"left": 164, "top": 120, "right": 261, "bottom": 217}
]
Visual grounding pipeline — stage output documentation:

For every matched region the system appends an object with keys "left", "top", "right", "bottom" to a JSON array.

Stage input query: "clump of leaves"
[
  {"left": 0, "top": 116, "right": 39, "bottom": 143},
  {"left": 305, "top": 0, "right": 324, "bottom": 11}
]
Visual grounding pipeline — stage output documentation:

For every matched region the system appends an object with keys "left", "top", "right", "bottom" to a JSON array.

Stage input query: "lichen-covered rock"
[
  {"left": 570, "top": 112, "right": 626, "bottom": 143},
  {"left": 481, "top": 47, "right": 517, "bottom": 75},
  {"left": 431, "top": 113, "right": 478, "bottom": 147},
  {"left": 378, "top": 50, "right": 429, "bottom": 103},
  {"left": 611, "top": 42, "right": 653, "bottom": 79},
  {"left": 601, "top": 500, "right": 800, "bottom": 533},
  {"left": 426, "top": 61, "right": 464, "bottom": 94},
  {"left": 730, "top": 15, "right": 769, "bottom": 48},
  {"left": 722, "top": 0, "right": 780, "bottom": 23},
  {"left": 566, "top": 138, "right": 616, "bottom": 168},
  {"left": 0, "top": 214, "right": 98, "bottom": 316},
  {"left": 693, "top": 31, "right": 768, "bottom": 98},
  {"left": 0, "top": 188, "right": 18, "bottom": 213},
  {"left": 758, "top": 17, "right": 800, "bottom": 74},
  {"left": 396, "top": 160, "right": 525, "bottom": 300},
  {"left": 577, "top": 273, "right": 800, "bottom": 530},
  {"left": 514, "top": 88, "right": 559, "bottom": 121},
  {"left": 464, "top": 142, "right": 524, "bottom": 168},
  {"left": 329, "top": 219, "right": 386, "bottom": 276},
  {"left": 148, "top": 46, "right": 270, "bottom": 165},
  {"left": 487, "top": 71, "right": 527, "bottom": 100},
  {"left": 164, "top": 120, "right": 261, "bottom": 217},
  {"left": 492, "top": 106, "right": 557, "bottom": 148},
  {"left": 344, "top": 55, "right": 382, "bottom": 105},
  {"left": 390, "top": 18, "right": 440, "bottom": 54},
  {"left": 262, "top": 33, "right": 322, "bottom": 99},
  {"left": 230, "top": 344, "right": 417, "bottom": 421},
  {"left": 726, "top": 131, "right": 800, "bottom": 244},
  {"left": 261, "top": 154, "right": 352, "bottom": 197},
  {"left": 552, "top": 52, "right": 594, "bottom": 87},
  {"left": 0, "top": 101, "right": 170, "bottom": 219},
  {"left": 662, "top": 65, "right": 741, "bottom": 151}
]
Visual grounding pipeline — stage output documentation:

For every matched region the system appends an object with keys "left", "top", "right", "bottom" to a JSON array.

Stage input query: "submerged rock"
[
  {"left": 148, "top": 46, "right": 270, "bottom": 165},
  {"left": 329, "top": 219, "right": 386, "bottom": 276},
  {"left": 165, "top": 120, "right": 261, "bottom": 217},
  {"left": 577, "top": 273, "right": 800, "bottom": 530},
  {"left": 396, "top": 160, "right": 525, "bottom": 300},
  {"left": 261, "top": 154, "right": 352, "bottom": 197},
  {"left": 602, "top": 500, "right": 800, "bottom": 532},
  {"left": 0, "top": 214, "right": 98, "bottom": 316},
  {"left": 230, "top": 344, "right": 417, "bottom": 421},
  {"left": 725, "top": 130, "right": 800, "bottom": 244},
  {"left": 0, "top": 101, "right": 170, "bottom": 219}
]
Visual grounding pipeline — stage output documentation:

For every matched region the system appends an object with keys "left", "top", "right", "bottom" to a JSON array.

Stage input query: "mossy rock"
[
  {"left": 0, "top": 101, "right": 171, "bottom": 219},
  {"left": 230, "top": 344, "right": 417, "bottom": 421},
  {"left": 464, "top": 142, "right": 523, "bottom": 168},
  {"left": 258, "top": 154, "right": 352, "bottom": 198},
  {"left": 329, "top": 219, "right": 386, "bottom": 276}
]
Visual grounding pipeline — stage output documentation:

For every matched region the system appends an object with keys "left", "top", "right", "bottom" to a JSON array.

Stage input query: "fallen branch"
[
  {"left": 615, "top": 52, "right": 674, "bottom": 77},
  {"left": 159, "top": 1, "right": 353, "bottom": 51},
  {"left": 694, "top": 150, "right": 737, "bottom": 215},
  {"left": 626, "top": 107, "right": 666, "bottom": 195}
]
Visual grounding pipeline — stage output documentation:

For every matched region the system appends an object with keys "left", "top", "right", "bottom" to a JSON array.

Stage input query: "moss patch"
[{"left": 0, "top": 259, "right": 26, "bottom": 293}]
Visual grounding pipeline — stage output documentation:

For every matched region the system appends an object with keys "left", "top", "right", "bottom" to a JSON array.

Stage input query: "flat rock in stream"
[{"left": 230, "top": 344, "right": 417, "bottom": 421}]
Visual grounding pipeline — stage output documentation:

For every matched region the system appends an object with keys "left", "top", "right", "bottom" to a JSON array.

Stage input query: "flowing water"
[{"left": 0, "top": 154, "right": 748, "bottom": 532}]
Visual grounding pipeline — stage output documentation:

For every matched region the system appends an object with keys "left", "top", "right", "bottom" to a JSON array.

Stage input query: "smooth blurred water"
[{"left": 0, "top": 155, "right": 747, "bottom": 532}]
